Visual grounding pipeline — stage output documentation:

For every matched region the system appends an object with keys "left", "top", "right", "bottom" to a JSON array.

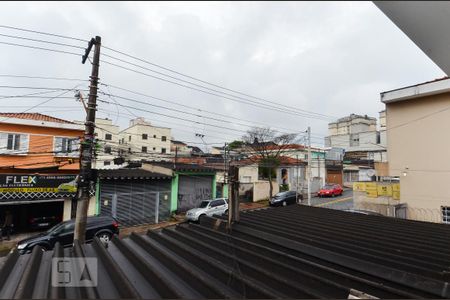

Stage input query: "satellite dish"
[{"left": 367, "top": 169, "right": 376, "bottom": 177}]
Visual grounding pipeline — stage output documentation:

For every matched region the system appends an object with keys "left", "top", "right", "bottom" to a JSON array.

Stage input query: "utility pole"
[
  {"left": 296, "top": 154, "right": 299, "bottom": 204},
  {"left": 223, "top": 143, "right": 228, "bottom": 190},
  {"left": 307, "top": 126, "right": 311, "bottom": 206},
  {"left": 227, "top": 164, "right": 239, "bottom": 230},
  {"left": 74, "top": 36, "right": 101, "bottom": 243},
  {"left": 174, "top": 146, "right": 178, "bottom": 169}
]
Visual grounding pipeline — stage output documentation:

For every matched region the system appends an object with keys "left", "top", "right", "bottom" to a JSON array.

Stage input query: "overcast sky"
[{"left": 0, "top": 1, "right": 445, "bottom": 148}]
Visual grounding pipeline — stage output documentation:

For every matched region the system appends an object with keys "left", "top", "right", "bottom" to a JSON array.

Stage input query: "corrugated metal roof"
[
  {"left": 1, "top": 205, "right": 450, "bottom": 299},
  {"left": 97, "top": 168, "right": 171, "bottom": 180}
]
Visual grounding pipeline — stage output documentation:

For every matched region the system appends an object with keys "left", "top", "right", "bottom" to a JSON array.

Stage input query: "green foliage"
[
  {"left": 258, "top": 166, "right": 277, "bottom": 180},
  {"left": 228, "top": 140, "right": 243, "bottom": 150},
  {"left": 280, "top": 184, "right": 289, "bottom": 192}
]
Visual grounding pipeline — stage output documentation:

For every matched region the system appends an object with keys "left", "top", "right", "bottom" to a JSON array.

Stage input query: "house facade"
[
  {"left": 0, "top": 113, "right": 95, "bottom": 231},
  {"left": 381, "top": 77, "right": 450, "bottom": 223}
]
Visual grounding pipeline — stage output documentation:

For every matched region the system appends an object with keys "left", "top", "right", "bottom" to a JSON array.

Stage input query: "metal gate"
[
  {"left": 177, "top": 175, "right": 213, "bottom": 212},
  {"left": 99, "top": 179, "right": 171, "bottom": 227}
]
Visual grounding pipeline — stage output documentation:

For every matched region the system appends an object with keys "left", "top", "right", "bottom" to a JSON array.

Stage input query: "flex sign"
[
  {"left": 0, "top": 174, "right": 77, "bottom": 196},
  {"left": 4, "top": 175, "right": 37, "bottom": 185}
]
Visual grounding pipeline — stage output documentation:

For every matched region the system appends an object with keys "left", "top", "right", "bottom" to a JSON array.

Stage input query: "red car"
[{"left": 317, "top": 184, "right": 343, "bottom": 197}]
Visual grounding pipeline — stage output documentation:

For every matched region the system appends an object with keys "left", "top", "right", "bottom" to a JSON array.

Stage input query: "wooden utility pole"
[
  {"left": 227, "top": 165, "right": 239, "bottom": 230},
  {"left": 307, "top": 126, "right": 312, "bottom": 206},
  {"left": 74, "top": 36, "right": 101, "bottom": 243}
]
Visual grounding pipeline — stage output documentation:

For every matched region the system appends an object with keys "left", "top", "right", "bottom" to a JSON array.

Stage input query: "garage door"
[
  {"left": 177, "top": 175, "right": 213, "bottom": 212},
  {"left": 99, "top": 179, "right": 171, "bottom": 227},
  {"left": 327, "top": 170, "right": 343, "bottom": 186}
]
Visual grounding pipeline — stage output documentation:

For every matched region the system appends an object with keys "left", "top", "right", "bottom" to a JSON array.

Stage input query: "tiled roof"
[
  {"left": 0, "top": 113, "right": 74, "bottom": 124},
  {"left": 1, "top": 205, "right": 450, "bottom": 298}
]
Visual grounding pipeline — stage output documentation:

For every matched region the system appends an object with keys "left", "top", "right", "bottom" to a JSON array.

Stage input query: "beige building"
[
  {"left": 381, "top": 77, "right": 450, "bottom": 223},
  {"left": 74, "top": 118, "right": 125, "bottom": 169},
  {"left": 93, "top": 118, "right": 122, "bottom": 168},
  {"left": 120, "top": 117, "right": 171, "bottom": 161}
]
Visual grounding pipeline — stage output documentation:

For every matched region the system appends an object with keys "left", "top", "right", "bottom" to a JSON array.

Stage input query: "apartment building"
[
  {"left": 0, "top": 113, "right": 95, "bottom": 231},
  {"left": 325, "top": 113, "right": 387, "bottom": 185},
  {"left": 120, "top": 117, "right": 172, "bottom": 161},
  {"left": 93, "top": 118, "right": 122, "bottom": 168}
]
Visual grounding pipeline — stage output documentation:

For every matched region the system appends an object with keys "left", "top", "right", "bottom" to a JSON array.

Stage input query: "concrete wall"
[
  {"left": 387, "top": 92, "right": 450, "bottom": 212},
  {"left": 238, "top": 165, "right": 259, "bottom": 183},
  {"left": 253, "top": 181, "right": 279, "bottom": 202},
  {"left": 63, "top": 197, "right": 96, "bottom": 221}
]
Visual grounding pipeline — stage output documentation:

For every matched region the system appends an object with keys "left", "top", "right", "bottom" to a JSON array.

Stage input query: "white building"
[{"left": 120, "top": 117, "right": 171, "bottom": 162}]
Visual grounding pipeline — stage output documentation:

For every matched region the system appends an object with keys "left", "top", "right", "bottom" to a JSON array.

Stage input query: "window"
[
  {"left": 161, "top": 148, "right": 166, "bottom": 154},
  {"left": 54, "top": 137, "right": 79, "bottom": 156},
  {"left": 0, "top": 133, "right": 28, "bottom": 154},
  {"left": 104, "top": 146, "right": 112, "bottom": 154},
  {"left": 142, "top": 134, "right": 148, "bottom": 140},
  {"left": 128, "top": 135, "right": 131, "bottom": 142},
  {"left": 142, "top": 146, "right": 147, "bottom": 153},
  {"left": 121, "top": 138, "right": 125, "bottom": 144},
  {"left": 210, "top": 200, "right": 223, "bottom": 207},
  {"left": 128, "top": 148, "right": 132, "bottom": 154},
  {"left": 350, "top": 133, "right": 360, "bottom": 147},
  {"left": 105, "top": 134, "right": 112, "bottom": 141},
  {"left": 153, "top": 147, "right": 156, "bottom": 151},
  {"left": 376, "top": 131, "right": 381, "bottom": 144},
  {"left": 153, "top": 134, "right": 156, "bottom": 138},
  {"left": 161, "top": 136, "right": 167, "bottom": 142},
  {"left": 104, "top": 161, "right": 111, "bottom": 166},
  {"left": 442, "top": 207, "right": 450, "bottom": 224}
]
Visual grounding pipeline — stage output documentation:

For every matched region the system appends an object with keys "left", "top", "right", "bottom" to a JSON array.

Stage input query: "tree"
[
  {"left": 228, "top": 140, "right": 243, "bottom": 150},
  {"left": 242, "top": 127, "right": 298, "bottom": 199}
]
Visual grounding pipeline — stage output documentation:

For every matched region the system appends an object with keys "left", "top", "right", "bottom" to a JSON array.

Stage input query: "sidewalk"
[
  {"left": 0, "top": 232, "right": 38, "bottom": 256},
  {"left": 1, "top": 201, "right": 271, "bottom": 255}
]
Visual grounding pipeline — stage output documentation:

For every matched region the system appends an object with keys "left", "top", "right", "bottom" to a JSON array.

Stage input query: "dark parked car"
[
  {"left": 29, "top": 215, "right": 62, "bottom": 230},
  {"left": 269, "top": 191, "right": 302, "bottom": 207},
  {"left": 17, "top": 216, "right": 119, "bottom": 254}
]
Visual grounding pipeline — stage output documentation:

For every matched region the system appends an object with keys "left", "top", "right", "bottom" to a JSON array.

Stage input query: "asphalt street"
[{"left": 309, "top": 188, "right": 354, "bottom": 210}]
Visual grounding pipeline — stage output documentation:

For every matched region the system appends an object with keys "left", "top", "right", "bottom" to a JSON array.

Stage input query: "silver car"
[{"left": 185, "top": 198, "right": 228, "bottom": 222}]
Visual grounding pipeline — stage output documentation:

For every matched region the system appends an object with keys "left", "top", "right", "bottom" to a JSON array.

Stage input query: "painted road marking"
[{"left": 316, "top": 196, "right": 353, "bottom": 207}]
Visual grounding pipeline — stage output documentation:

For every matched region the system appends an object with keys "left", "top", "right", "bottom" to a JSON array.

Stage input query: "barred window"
[{"left": 442, "top": 206, "right": 450, "bottom": 224}]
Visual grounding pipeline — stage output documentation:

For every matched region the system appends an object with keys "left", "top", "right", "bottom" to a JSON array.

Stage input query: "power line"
[
  {"left": 0, "top": 85, "right": 89, "bottom": 92},
  {"left": 0, "top": 24, "right": 88, "bottom": 42},
  {"left": 101, "top": 59, "right": 332, "bottom": 122},
  {"left": 101, "top": 82, "right": 302, "bottom": 134},
  {"left": 96, "top": 107, "right": 242, "bottom": 142},
  {"left": 0, "top": 84, "right": 84, "bottom": 122},
  {"left": 0, "top": 74, "right": 88, "bottom": 82},
  {"left": 0, "top": 40, "right": 82, "bottom": 56},
  {"left": 0, "top": 89, "right": 67, "bottom": 100},
  {"left": 102, "top": 44, "right": 337, "bottom": 119},
  {"left": 97, "top": 98, "right": 249, "bottom": 134},
  {"left": 0, "top": 32, "right": 85, "bottom": 49},
  {"left": 100, "top": 90, "right": 298, "bottom": 134}
]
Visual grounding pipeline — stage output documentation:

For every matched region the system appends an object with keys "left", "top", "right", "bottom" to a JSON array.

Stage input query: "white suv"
[{"left": 185, "top": 198, "right": 228, "bottom": 222}]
